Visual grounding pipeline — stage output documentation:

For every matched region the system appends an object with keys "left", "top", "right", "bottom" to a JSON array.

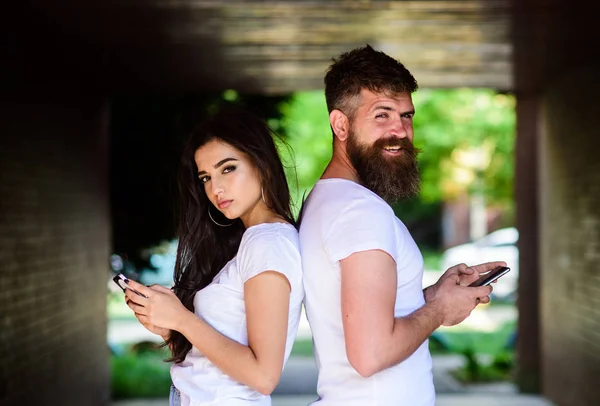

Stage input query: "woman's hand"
[
  {"left": 125, "top": 294, "right": 171, "bottom": 338},
  {"left": 124, "top": 279, "right": 191, "bottom": 332}
]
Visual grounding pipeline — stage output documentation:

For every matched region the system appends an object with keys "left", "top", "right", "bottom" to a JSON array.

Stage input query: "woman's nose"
[{"left": 211, "top": 180, "right": 224, "bottom": 197}]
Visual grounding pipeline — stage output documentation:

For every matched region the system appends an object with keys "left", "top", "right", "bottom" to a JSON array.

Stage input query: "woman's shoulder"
[
  {"left": 237, "top": 222, "right": 302, "bottom": 278},
  {"left": 241, "top": 222, "right": 299, "bottom": 249}
]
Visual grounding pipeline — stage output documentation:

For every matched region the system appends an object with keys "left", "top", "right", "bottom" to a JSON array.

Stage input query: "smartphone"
[
  {"left": 468, "top": 266, "right": 511, "bottom": 287},
  {"left": 112, "top": 273, "right": 147, "bottom": 297}
]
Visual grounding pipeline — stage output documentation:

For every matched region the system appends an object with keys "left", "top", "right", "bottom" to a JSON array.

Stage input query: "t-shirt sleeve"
[
  {"left": 237, "top": 230, "right": 302, "bottom": 291},
  {"left": 324, "top": 197, "right": 398, "bottom": 263}
]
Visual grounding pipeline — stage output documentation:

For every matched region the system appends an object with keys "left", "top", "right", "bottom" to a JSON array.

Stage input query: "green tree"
[
  {"left": 413, "top": 88, "right": 516, "bottom": 209},
  {"left": 273, "top": 91, "right": 332, "bottom": 212}
]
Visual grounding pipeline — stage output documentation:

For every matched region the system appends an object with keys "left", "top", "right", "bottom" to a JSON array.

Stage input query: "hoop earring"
[{"left": 208, "top": 205, "right": 235, "bottom": 227}]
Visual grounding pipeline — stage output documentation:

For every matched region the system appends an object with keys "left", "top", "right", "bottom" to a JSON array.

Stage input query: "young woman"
[{"left": 124, "top": 106, "right": 304, "bottom": 406}]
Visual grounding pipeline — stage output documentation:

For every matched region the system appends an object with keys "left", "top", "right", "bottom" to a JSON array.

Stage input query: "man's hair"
[{"left": 324, "top": 44, "right": 418, "bottom": 119}]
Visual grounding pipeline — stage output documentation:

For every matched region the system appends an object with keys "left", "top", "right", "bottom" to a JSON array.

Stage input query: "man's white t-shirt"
[
  {"left": 171, "top": 222, "right": 304, "bottom": 406},
  {"left": 299, "top": 179, "right": 434, "bottom": 406}
]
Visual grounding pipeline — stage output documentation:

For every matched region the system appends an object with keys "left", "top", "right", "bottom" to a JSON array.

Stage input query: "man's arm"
[{"left": 341, "top": 249, "right": 491, "bottom": 378}]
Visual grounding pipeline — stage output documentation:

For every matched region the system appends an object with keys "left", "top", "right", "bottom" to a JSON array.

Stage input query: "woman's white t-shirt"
[{"left": 171, "top": 222, "right": 304, "bottom": 406}]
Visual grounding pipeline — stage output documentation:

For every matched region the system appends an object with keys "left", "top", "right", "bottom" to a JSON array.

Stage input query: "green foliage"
[
  {"left": 111, "top": 346, "right": 172, "bottom": 399},
  {"left": 440, "top": 320, "right": 516, "bottom": 355},
  {"left": 421, "top": 248, "right": 443, "bottom": 270},
  {"left": 275, "top": 92, "right": 332, "bottom": 213},
  {"left": 275, "top": 89, "right": 516, "bottom": 216},
  {"left": 452, "top": 348, "right": 515, "bottom": 383},
  {"left": 428, "top": 334, "right": 452, "bottom": 354},
  {"left": 413, "top": 88, "right": 516, "bottom": 207},
  {"left": 290, "top": 338, "right": 314, "bottom": 357}
]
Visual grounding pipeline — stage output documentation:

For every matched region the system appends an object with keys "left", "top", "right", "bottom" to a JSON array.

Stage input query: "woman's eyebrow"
[{"left": 197, "top": 157, "right": 239, "bottom": 176}]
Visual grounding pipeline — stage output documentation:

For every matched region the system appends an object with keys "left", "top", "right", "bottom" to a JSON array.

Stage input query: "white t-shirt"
[
  {"left": 299, "top": 179, "right": 435, "bottom": 406},
  {"left": 171, "top": 222, "right": 304, "bottom": 406}
]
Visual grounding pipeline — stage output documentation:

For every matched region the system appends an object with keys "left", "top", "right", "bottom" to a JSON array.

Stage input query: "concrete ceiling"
[{"left": 12, "top": 0, "right": 512, "bottom": 94}]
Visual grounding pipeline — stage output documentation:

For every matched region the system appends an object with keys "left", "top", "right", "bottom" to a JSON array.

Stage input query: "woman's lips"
[{"left": 218, "top": 200, "right": 232, "bottom": 209}]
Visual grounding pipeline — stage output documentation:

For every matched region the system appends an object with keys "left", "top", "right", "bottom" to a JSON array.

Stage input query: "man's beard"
[{"left": 347, "top": 131, "right": 421, "bottom": 203}]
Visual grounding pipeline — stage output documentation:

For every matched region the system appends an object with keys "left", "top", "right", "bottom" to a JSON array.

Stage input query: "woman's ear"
[{"left": 329, "top": 110, "right": 350, "bottom": 142}]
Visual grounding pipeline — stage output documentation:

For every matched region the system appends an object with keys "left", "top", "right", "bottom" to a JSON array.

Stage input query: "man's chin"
[{"left": 366, "top": 180, "right": 420, "bottom": 203}]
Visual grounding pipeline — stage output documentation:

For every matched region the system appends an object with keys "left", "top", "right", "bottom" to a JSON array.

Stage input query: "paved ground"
[
  {"left": 111, "top": 354, "right": 554, "bottom": 406},
  {"left": 112, "top": 392, "right": 554, "bottom": 406}
]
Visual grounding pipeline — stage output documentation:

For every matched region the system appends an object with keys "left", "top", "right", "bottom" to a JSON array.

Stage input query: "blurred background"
[
  {"left": 106, "top": 88, "right": 518, "bottom": 402},
  {"left": 2, "top": 1, "right": 599, "bottom": 406}
]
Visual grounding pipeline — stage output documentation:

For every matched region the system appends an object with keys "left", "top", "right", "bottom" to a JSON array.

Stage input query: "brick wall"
[
  {"left": 0, "top": 101, "right": 111, "bottom": 405},
  {"left": 539, "top": 64, "right": 600, "bottom": 406}
]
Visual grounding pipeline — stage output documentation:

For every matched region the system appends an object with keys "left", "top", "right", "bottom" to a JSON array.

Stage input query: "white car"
[{"left": 439, "top": 227, "right": 519, "bottom": 300}]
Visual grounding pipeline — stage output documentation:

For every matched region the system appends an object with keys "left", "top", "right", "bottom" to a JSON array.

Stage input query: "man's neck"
[{"left": 322, "top": 151, "right": 359, "bottom": 182}]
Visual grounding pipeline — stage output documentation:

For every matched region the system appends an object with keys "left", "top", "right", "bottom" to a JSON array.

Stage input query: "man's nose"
[{"left": 390, "top": 118, "right": 408, "bottom": 138}]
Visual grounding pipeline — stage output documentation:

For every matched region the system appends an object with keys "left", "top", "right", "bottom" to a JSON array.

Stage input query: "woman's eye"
[
  {"left": 199, "top": 176, "right": 209, "bottom": 184},
  {"left": 223, "top": 165, "right": 236, "bottom": 174}
]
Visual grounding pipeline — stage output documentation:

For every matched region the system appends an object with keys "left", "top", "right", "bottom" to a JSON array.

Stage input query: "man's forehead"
[{"left": 358, "top": 88, "right": 413, "bottom": 108}]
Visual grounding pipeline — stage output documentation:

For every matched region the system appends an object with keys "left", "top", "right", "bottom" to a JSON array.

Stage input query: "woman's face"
[{"left": 194, "top": 139, "right": 265, "bottom": 226}]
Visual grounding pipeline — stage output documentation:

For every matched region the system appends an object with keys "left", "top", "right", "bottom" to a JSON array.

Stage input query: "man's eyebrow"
[
  {"left": 371, "top": 105, "right": 415, "bottom": 116},
  {"left": 371, "top": 105, "right": 394, "bottom": 112},
  {"left": 197, "top": 157, "right": 238, "bottom": 176}
]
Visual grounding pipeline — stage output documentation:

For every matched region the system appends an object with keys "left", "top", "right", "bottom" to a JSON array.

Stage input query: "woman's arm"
[
  {"left": 180, "top": 271, "right": 290, "bottom": 394},
  {"left": 125, "top": 273, "right": 291, "bottom": 395}
]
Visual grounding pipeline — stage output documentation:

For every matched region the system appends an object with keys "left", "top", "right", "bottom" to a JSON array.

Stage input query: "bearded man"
[{"left": 298, "top": 45, "right": 505, "bottom": 406}]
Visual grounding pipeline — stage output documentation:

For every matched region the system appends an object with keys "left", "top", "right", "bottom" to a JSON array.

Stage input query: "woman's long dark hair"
[{"left": 166, "top": 106, "right": 295, "bottom": 363}]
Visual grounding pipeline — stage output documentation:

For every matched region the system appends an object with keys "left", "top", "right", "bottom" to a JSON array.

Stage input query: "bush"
[
  {"left": 111, "top": 346, "right": 172, "bottom": 399},
  {"left": 452, "top": 347, "right": 514, "bottom": 383}
]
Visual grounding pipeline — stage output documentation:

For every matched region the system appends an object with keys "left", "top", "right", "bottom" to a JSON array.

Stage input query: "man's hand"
[
  {"left": 424, "top": 261, "right": 507, "bottom": 304},
  {"left": 427, "top": 273, "right": 493, "bottom": 326}
]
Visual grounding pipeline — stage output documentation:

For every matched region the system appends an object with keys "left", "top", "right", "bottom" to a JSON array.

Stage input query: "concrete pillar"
[{"left": 0, "top": 35, "right": 111, "bottom": 405}]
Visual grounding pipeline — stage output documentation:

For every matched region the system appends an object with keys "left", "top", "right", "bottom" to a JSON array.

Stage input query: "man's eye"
[
  {"left": 402, "top": 113, "right": 414, "bottom": 119},
  {"left": 375, "top": 113, "right": 388, "bottom": 119},
  {"left": 223, "top": 165, "right": 236, "bottom": 174}
]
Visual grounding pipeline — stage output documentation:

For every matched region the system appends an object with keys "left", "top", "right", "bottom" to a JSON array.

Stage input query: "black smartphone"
[
  {"left": 468, "top": 266, "right": 511, "bottom": 287},
  {"left": 112, "top": 273, "right": 147, "bottom": 298}
]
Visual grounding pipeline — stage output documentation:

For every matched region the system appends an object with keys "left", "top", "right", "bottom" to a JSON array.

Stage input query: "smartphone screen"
[
  {"left": 112, "top": 273, "right": 147, "bottom": 297},
  {"left": 468, "top": 266, "right": 511, "bottom": 287}
]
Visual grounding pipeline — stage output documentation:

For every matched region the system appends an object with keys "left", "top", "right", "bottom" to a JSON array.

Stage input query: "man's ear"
[{"left": 329, "top": 110, "right": 350, "bottom": 142}]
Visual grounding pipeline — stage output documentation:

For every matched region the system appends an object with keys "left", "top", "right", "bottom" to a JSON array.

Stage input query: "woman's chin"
[{"left": 220, "top": 210, "right": 238, "bottom": 221}]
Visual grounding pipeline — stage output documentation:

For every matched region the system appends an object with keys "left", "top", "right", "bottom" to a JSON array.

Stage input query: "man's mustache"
[{"left": 373, "top": 137, "right": 419, "bottom": 155}]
